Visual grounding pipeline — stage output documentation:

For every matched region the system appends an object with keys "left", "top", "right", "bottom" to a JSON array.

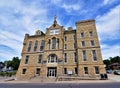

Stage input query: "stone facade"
[{"left": 16, "top": 17, "right": 106, "bottom": 80}]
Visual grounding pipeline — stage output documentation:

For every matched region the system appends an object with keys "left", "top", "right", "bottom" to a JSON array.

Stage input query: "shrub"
[{"left": 0, "top": 71, "right": 16, "bottom": 77}]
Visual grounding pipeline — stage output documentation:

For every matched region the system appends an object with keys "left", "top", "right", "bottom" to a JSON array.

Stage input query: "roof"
[
  {"left": 64, "top": 30, "right": 76, "bottom": 34},
  {"left": 76, "top": 19, "right": 95, "bottom": 24}
]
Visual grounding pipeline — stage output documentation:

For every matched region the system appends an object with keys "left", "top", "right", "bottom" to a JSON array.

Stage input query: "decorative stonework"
[{"left": 16, "top": 18, "right": 106, "bottom": 80}]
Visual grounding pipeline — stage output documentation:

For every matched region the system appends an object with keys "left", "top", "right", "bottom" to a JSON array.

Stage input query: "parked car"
[
  {"left": 106, "top": 69, "right": 112, "bottom": 74},
  {"left": 114, "top": 70, "right": 120, "bottom": 75}
]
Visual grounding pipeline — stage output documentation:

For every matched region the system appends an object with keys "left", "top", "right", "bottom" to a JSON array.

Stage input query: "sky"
[{"left": 0, "top": 0, "right": 120, "bottom": 61}]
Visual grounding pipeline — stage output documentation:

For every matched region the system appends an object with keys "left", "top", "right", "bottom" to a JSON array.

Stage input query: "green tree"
[
  {"left": 103, "top": 59, "right": 110, "bottom": 67},
  {"left": 11, "top": 57, "right": 20, "bottom": 70},
  {"left": 4, "top": 57, "right": 20, "bottom": 70},
  {"left": 110, "top": 56, "right": 120, "bottom": 64}
]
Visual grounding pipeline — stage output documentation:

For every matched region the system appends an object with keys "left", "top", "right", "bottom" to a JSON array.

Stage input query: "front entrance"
[{"left": 47, "top": 67, "right": 57, "bottom": 77}]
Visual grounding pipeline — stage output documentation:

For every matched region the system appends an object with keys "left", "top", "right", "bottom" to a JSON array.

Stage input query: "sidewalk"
[{"left": 0, "top": 74, "right": 120, "bottom": 83}]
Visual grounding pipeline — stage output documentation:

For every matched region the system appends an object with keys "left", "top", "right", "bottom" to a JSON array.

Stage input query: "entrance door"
[{"left": 47, "top": 67, "right": 57, "bottom": 77}]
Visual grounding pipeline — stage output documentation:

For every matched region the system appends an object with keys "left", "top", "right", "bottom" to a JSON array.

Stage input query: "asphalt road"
[{"left": 0, "top": 83, "right": 120, "bottom": 88}]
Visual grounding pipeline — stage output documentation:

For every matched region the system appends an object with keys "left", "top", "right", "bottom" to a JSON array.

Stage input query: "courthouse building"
[{"left": 17, "top": 17, "right": 106, "bottom": 80}]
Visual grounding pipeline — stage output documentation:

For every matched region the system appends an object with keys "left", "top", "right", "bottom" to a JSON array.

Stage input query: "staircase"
[{"left": 30, "top": 76, "right": 56, "bottom": 83}]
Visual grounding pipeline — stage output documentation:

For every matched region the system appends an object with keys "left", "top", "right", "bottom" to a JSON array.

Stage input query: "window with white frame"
[
  {"left": 48, "top": 39, "right": 51, "bottom": 50},
  {"left": 80, "top": 32, "right": 84, "bottom": 38},
  {"left": 27, "top": 41, "right": 32, "bottom": 52},
  {"left": 36, "top": 68, "right": 40, "bottom": 75},
  {"left": 52, "top": 37, "right": 56, "bottom": 49},
  {"left": 22, "top": 69, "right": 26, "bottom": 74},
  {"left": 92, "top": 50, "right": 97, "bottom": 61},
  {"left": 64, "top": 68, "right": 67, "bottom": 74},
  {"left": 40, "top": 40, "right": 45, "bottom": 51},
  {"left": 89, "top": 31, "right": 93, "bottom": 37},
  {"left": 75, "top": 67, "right": 78, "bottom": 74},
  {"left": 90, "top": 40, "right": 95, "bottom": 46},
  {"left": 82, "top": 50, "right": 87, "bottom": 61},
  {"left": 94, "top": 66, "right": 99, "bottom": 74},
  {"left": 48, "top": 54, "right": 57, "bottom": 63},
  {"left": 84, "top": 67, "right": 88, "bottom": 74},
  {"left": 64, "top": 44, "right": 67, "bottom": 49},
  {"left": 74, "top": 52, "right": 77, "bottom": 62},
  {"left": 34, "top": 40, "right": 38, "bottom": 51},
  {"left": 25, "top": 56, "right": 29, "bottom": 64},
  {"left": 64, "top": 36, "right": 67, "bottom": 41},
  {"left": 81, "top": 41, "right": 85, "bottom": 46},
  {"left": 64, "top": 53, "right": 67, "bottom": 62},
  {"left": 38, "top": 55, "right": 42, "bottom": 63}
]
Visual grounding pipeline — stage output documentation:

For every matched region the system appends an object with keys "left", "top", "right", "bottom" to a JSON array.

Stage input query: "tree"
[
  {"left": 110, "top": 56, "right": 120, "bottom": 64},
  {"left": 11, "top": 57, "right": 20, "bottom": 70},
  {"left": 103, "top": 56, "right": 120, "bottom": 69},
  {"left": 103, "top": 59, "right": 110, "bottom": 67},
  {"left": 4, "top": 57, "right": 20, "bottom": 70}
]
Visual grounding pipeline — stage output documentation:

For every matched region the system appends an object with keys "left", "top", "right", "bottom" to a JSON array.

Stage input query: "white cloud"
[
  {"left": 62, "top": 4, "right": 81, "bottom": 12},
  {"left": 0, "top": 0, "right": 49, "bottom": 61},
  {"left": 50, "top": 0, "right": 61, "bottom": 4},
  {"left": 101, "top": 44, "right": 120, "bottom": 59},
  {"left": 96, "top": 5, "right": 120, "bottom": 40},
  {"left": 103, "top": 0, "right": 116, "bottom": 5},
  {"left": 0, "top": 51, "right": 19, "bottom": 61}
]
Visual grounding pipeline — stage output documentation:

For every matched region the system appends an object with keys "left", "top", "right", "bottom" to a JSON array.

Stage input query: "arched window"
[
  {"left": 48, "top": 54, "right": 57, "bottom": 63},
  {"left": 27, "top": 41, "right": 32, "bottom": 52},
  {"left": 52, "top": 37, "right": 56, "bottom": 49},
  {"left": 34, "top": 40, "right": 38, "bottom": 51}
]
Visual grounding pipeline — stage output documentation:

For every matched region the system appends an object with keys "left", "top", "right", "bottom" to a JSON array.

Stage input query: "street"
[{"left": 0, "top": 83, "right": 120, "bottom": 88}]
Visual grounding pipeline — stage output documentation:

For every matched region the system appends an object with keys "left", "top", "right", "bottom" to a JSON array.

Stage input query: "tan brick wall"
[{"left": 17, "top": 19, "right": 106, "bottom": 80}]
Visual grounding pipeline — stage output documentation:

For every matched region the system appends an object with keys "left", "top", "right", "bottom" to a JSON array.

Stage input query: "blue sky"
[{"left": 0, "top": 0, "right": 120, "bottom": 61}]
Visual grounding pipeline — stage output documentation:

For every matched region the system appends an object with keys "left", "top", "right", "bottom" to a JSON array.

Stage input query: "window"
[
  {"left": 27, "top": 41, "right": 32, "bottom": 52},
  {"left": 90, "top": 40, "right": 95, "bottom": 46},
  {"left": 25, "top": 56, "right": 29, "bottom": 64},
  {"left": 57, "top": 38, "right": 59, "bottom": 49},
  {"left": 48, "top": 39, "right": 51, "bottom": 50},
  {"left": 50, "top": 29, "right": 59, "bottom": 35},
  {"left": 38, "top": 55, "right": 42, "bottom": 63},
  {"left": 34, "top": 40, "right": 38, "bottom": 51},
  {"left": 75, "top": 67, "right": 78, "bottom": 74},
  {"left": 95, "top": 66, "right": 99, "bottom": 74},
  {"left": 22, "top": 69, "right": 26, "bottom": 74},
  {"left": 64, "top": 53, "right": 67, "bottom": 62},
  {"left": 84, "top": 67, "right": 88, "bottom": 74},
  {"left": 36, "top": 68, "right": 40, "bottom": 75},
  {"left": 82, "top": 50, "right": 87, "bottom": 61},
  {"left": 89, "top": 31, "right": 93, "bottom": 37},
  {"left": 64, "top": 36, "right": 67, "bottom": 41},
  {"left": 48, "top": 54, "right": 57, "bottom": 63},
  {"left": 74, "top": 52, "right": 77, "bottom": 62},
  {"left": 81, "top": 41, "right": 85, "bottom": 46},
  {"left": 74, "top": 43, "right": 76, "bottom": 49},
  {"left": 52, "top": 37, "right": 56, "bottom": 49},
  {"left": 64, "top": 44, "right": 67, "bottom": 49},
  {"left": 80, "top": 32, "right": 84, "bottom": 38},
  {"left": 73, "top": 35, "right": 76, "bottom": 40},
  {"left": 64, "top": 68, "right": 67, "bottom": 74},
  {"left": 40, "top": 40, "right": 45, "bottom": 51},
  {"left": 92, "top": 50, "right": 97, "bottom": 61}
]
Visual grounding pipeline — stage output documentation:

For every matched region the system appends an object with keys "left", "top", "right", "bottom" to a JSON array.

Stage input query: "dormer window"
[{"left": 35, "top": 30, "right": 41, "bottom": 35}]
